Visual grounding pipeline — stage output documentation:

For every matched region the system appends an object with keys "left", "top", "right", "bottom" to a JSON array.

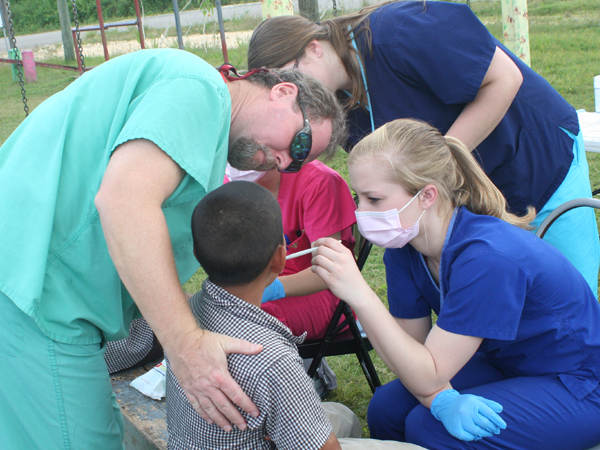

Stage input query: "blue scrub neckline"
[{"left": 418, "top": 207, "right": 459, "bottom": 310}]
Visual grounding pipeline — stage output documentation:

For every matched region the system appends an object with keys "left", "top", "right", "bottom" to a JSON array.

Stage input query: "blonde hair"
[
  {"left": 247, "top": 0, "right": 400, "bottom": 112},
  {"left": 348, "top": 119, "right": 536, "bottom": 229}
]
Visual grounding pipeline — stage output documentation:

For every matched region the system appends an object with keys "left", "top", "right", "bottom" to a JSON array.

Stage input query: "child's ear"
[{"left": 270, "top": 244, "right": 286, "bottom": 275}]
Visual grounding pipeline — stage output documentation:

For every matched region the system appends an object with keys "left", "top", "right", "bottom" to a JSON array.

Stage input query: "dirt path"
[{"left": 1, "top": 30, "right": 252, "bottom": 60}]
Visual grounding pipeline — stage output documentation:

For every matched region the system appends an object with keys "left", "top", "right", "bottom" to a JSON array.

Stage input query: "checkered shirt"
[
  {"left": 167, "top": 280, "right": 333, "bottom": 450},
  {"left": 105, "top": 318, "right": 155, "bottom": 374}
]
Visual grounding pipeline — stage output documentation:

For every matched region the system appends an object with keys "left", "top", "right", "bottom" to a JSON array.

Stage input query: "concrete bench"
[
  {"left": 111, "top": 362, "right": 167, "bottom": 450},
  {"left": 112, "top": 363, "right": 600, "bottom": 450}
]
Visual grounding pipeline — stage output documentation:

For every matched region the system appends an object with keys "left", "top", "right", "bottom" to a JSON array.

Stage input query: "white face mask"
[
  {"left": 355, "top": 190, "right": 424, "bottom": 248},
  {"left": 226, "top": 164, "right": 266, "bottom": 183}
]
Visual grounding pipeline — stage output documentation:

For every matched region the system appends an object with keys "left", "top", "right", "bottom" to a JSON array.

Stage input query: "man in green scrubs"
[{"left": 0, "top": 48, "right": 344, "bottom": 449}]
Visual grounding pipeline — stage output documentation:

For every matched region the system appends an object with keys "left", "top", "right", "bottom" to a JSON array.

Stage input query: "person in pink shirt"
[{"left": 228, "top": 160, "right": 357, "bottom": 340}]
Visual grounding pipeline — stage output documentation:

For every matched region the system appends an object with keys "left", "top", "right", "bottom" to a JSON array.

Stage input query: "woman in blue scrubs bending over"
[
  {"left": 311, "top": 118, "right": 600, "bottom": 449},
  {"left": 248, "top": 0, "right": 600, "bottom": 293}
]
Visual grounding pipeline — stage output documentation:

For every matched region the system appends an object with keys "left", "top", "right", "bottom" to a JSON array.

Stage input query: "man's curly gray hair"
[{"left": 246, "top": 69, "right": 347, "bottom": 160}]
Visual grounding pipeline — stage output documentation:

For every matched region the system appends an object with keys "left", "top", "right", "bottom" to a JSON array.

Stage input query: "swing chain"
[
  {"left": 71, "top": 0, "right": 86, "bottom": 72},
  {"left": 332, "top": 0, "right": 337, "bottom": 16},
  {"left": 4, "top": 0, "right": 29, "bottom": 117}
]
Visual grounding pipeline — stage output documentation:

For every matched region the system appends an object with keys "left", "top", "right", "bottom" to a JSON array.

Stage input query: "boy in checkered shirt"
[{"left": 166, "top": 180, "right": 341, "bottom": 450}]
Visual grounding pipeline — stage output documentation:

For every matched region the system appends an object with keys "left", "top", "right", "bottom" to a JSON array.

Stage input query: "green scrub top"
[{"left": 0, "top": 49, "right": 231, "bottom": 344}]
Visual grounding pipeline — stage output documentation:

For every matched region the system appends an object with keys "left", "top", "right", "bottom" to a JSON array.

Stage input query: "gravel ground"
[{"left": 1, "top": 30, "right": 252, "bottom": 60}]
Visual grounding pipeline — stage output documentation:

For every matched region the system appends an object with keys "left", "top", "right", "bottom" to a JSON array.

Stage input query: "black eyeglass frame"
[{"left": 279, "top": 96, "right": 313, "bottom": 173}]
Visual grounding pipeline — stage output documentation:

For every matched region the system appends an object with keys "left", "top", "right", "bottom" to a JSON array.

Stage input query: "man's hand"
[{"left": 168, "top": 328, "right": 263, "bottom": 431}]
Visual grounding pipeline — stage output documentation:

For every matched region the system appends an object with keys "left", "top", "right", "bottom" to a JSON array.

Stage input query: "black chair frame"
[{"left": 297, "top": 237, "right": 382, "bottom": 393}]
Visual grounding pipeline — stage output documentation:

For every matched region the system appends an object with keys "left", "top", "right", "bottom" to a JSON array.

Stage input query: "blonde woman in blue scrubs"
[{"left": 312, "top": 118, "right": 600, "bottom": 449}]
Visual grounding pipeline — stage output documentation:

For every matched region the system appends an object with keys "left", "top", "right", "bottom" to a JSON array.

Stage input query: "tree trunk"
[
  {"left": 501, "top": 0, "right": 530, "bottom": 67},
  {"left": 298, "top": 0, "right": 319, "bottom": 23},
  {"left": 57, "top": 0, "right": 76, "bottom": 61},
  {"left": 0, "top": 0, "right": 15, "bottom": 49}
]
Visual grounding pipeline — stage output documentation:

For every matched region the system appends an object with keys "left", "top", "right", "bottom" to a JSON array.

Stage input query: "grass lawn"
[{"left": 1, "top": 0, "right": 600, "bottom": 437}]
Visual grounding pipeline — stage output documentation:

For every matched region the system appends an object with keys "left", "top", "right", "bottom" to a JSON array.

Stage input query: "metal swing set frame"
[
  {"left": 1, "top": 0, "right": 145, "bottom": 117},
  {"left": 2, "top": 0, "right": 348, "bottom": 119}
]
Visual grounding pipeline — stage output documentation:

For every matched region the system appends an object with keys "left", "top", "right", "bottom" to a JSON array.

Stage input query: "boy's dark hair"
[{"left": 192, "top": 181, "right": 283, "bottom": 286}]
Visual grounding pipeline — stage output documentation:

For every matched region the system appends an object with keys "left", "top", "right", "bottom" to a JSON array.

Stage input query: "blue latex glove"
[
  {"left": 430, "top": 389, "right": 507, "bottom": 441},
  {"left": 261, "top": 279, "right": 285, "bottom": 303}
]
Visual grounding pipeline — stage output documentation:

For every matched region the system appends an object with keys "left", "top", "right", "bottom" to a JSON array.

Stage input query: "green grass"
[
  {"left": 0, "top": 55, "right": 108, "bottom": 144},
  {"left": 471, "top": 0, "right": 600, "bottom": 112},
  {"left": 1, "top": 65, "right": 72, "bottom": 143},
  {"left": 2, "top": 0, "right": 600, "bottom": 437}
]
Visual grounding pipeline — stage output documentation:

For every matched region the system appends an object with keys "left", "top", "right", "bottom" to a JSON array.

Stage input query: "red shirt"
[{"left": 279, "top": 161, "right": 356, "bottom": 275}]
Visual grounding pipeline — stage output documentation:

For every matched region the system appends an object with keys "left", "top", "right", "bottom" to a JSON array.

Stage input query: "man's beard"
[{"left": 228, "top": 137, "right": 276, "bottom": 171}]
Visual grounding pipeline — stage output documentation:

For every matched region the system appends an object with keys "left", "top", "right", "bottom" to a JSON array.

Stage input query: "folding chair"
[{"left": 297, "top": 232, "right": 382, "bottom": 393}]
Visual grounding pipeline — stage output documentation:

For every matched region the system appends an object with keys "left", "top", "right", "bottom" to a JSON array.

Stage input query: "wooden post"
[
  {"left": 0, "top": 0, "right": 14, "bottom": 50},
  {"left": 298, "top": 0, "right": 319, "bottom": 23},
  {"left": 8, "top": 47, "right": 18, "bottom": 81},
  {"left": 0, "top": 1, "right": 11, "bottom": 53},
  {"left": 22, "top": 49, "right": 37, "bottom": 82},
  {"left": 261, "top": 0, "right": 293, "bottom": 20},
  {"left": 501, "top": 0, "right": 530, "bottom": 66},
  {"left": 57, "top": 0, "right": 75, "bottom": 61}
]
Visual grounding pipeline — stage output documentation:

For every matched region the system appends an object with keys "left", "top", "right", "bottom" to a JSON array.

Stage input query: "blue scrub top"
[
  {"left": 384, "top": 207, "right": 600, "bottom": 400},
  {"left": 346, "top": 1, "right": 579, "bottom": 216}
]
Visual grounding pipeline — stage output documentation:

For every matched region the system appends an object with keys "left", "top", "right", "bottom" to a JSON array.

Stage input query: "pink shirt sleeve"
[
  {"left": 279, "top": 161, "right": 356, "bottom": 268},
  {"left": 299, "top": 170, "right": 357, "bottom": 244}
]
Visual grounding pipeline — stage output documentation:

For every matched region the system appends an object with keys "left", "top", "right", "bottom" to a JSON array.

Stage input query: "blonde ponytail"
[
  {"left": 349, "top": 119, "right": 535, "bottom": 229},
  {"left": 444, "top": 136, "right": 535, "bottom": 229}
]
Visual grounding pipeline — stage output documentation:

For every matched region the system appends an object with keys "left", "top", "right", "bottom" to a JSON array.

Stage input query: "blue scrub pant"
[
  {"left": 0, "top": 291, "right": 125, "bottom": 450},
  {"left": 367, "top": 354, "right": 600, "bottom": 450},
  {"left": 531, "top": 129, "right": 600, "bottom": 295}
]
